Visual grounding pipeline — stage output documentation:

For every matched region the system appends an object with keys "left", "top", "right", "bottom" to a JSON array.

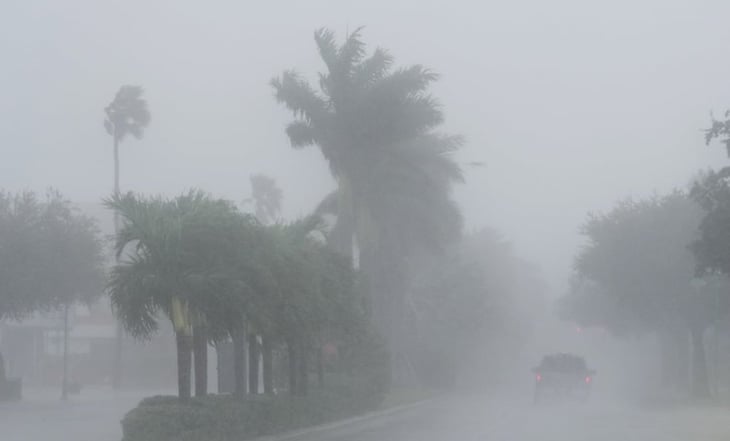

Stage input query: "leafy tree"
[
  {"left": 104, "top": 85, "right": 150, "bottom": 388},
  {"left": 0, "top": 191, "right": 49, "bottom": 321},
  {"left": 41, "top": 191, "right": 106, "bottom": 399},
  {"left": 271, "top": 28, "right": 463, "bottom": 377},
  {"left": 561, "top": 192, "right": 727, "bottom": 398},
  {"left": 0, "top": 190, "right": 104, "bottom": 397}
]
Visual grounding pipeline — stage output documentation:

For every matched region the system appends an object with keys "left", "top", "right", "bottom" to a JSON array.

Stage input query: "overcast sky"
[{"left": 3, "top": 0, "right": 730, "bottom": 297}]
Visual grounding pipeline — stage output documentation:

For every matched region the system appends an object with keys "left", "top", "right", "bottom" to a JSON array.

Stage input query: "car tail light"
[
  {"left": 536, "top": 374, "right": 542, "bottom": 382},
  {"left": 585, "top": 376, "right": 592, "bottom": 384}
]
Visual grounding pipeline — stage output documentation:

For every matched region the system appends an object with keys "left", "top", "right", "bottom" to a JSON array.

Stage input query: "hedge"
[{"left": 121, "top": 376, "right": 386, "bottom": 441}]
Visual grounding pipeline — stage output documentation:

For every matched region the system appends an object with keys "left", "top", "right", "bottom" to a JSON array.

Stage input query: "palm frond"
[
  {"left": 314, "top": 28, "right": 339, "bottom": 73},
  {"left": 353, "top": 47, "right": 393, "bottom": 88},
  {"left": 337, "top": 26, "right": 366, "bottom": 73},
  {"left": 286, "top": 121, "right": 319, "bottom": 148},
  {"left": 270, "top": 71, "right": 329, "bottom": 124}
]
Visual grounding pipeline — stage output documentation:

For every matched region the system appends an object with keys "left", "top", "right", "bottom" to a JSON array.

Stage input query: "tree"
[
  {"left": 704, "top": 110, "right": 730, "bottom": 157},
  {"left": 40, "top": 191, "right": 105, "bottom": 399},
  {"left": 0, "top": 191, "right": 48, "bottom": 321},
  {"left": 561, "top": 192, "right": 726, "bottom": 398},
  {"left": 243, "top": 174, "right": 283, "bottom": 394},
  {"left": 107, "top": 191, "right": 252, "bottom": 401},
  {"left": 246, "top": 174, "right": 283, "bottom": 225},
  {"left": 104, "top": 85, "right": 151, "bottom": 388},
  {"left": 0, "top": 190, "right": 105, "bottom": 397},
  {"left": 271, "top": 28, "right": 463, "bottom": 379}
]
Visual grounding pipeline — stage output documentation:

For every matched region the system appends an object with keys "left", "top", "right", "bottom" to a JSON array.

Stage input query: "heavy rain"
[{"left": 2, "top": 1, "right": 730, "bottom": 440}]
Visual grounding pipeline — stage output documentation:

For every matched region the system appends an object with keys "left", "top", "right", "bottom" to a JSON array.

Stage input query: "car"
[{"left": 532, "top": 353, "right": 595, "bottom": 404}]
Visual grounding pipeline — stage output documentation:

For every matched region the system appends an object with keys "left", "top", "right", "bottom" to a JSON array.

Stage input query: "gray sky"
[{"left": 2, "top": 0, "right": 730, "bottom": 297}]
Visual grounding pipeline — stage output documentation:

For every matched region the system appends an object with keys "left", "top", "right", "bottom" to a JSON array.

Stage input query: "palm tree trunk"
[
  {"left": 112, "top": 135, "right": 124, "bottom": 390},
  {"left": 61, "top": 302, "right": 70, "bottom": 400},
  {"left": 193, "top": 326, "right": 208, "bottom": 397},
  {"left": 287, "top": 340, "right": 297, "bottom": 395},
  {"left": 691, "top": 326, "right": 710, "bottom": 399},
  {"left": 262, "top": 337, "right": 273, "bottom": 395},
  {"left": 176, "top": 332, "right": 193, "bottom": 402},
  {"left": 232, "top": 327, "right": 247, "bottom": 398},
  {"left": 297, "top": 342, "right": 308, "bottom": 396},
  {"left": 317, "top": 344, "right": 324, "bottom": 389},
  {"left": 248, "top": 334, "right": 260, "bottom": 394}
]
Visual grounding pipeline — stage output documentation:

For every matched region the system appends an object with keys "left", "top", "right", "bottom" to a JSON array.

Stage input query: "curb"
[{"left": 254, "top": 398, "right": 437, "bottom": 441}]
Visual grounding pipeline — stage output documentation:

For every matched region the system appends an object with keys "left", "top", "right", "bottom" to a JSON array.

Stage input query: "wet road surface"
[{"left": 3, "top": 389, "right": 730, "bottom": 441}]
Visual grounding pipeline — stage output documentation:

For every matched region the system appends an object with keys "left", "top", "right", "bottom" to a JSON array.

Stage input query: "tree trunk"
[
  {"left": 297, "top": 343, "right": 308, "bottom": 396},
  {"left": 691, "top": 326, "right": 710, "bottom": 399},
  {"left": 232, "top": 328, "right": 247, "bottom": 398},
  {"left": 262, "top": 337, "right": 273, "bottom": 395},
  {"left": 193, "top": 326, "right": 208, "bottom": 397},
  {"left": 176, "top": 332, "right": 193, "bottom": 402},
  {"left": 112, "top": 136, "right": 124, "bottom": 390},
  {"left": 317, "top": 344, "right": 324, "bottom": 389},
  {"left": 248, "top": 334, "right": 260, "bottom": 394},
  {"left": 61, "top": 302, "right": 70, "bottom": 400},
  {"left": 287, "top": 341, "right": 297, "bottom": 395},
  {"left": 0, "top": 350, "right": 6, "bottom": 382}
]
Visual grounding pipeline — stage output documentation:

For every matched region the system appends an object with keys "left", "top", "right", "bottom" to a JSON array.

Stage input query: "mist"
[{"left": 3, "top": 1, "right": 730, "bottom": 440}]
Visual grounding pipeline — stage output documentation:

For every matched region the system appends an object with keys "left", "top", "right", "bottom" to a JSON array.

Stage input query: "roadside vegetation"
[{"left": 560, "top": 112, "right": 730, "bottom": 402}]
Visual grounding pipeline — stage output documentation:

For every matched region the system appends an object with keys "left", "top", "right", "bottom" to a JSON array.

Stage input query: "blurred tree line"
[{"left": 560, "top": 112, "right": 730, "bottom": 400}]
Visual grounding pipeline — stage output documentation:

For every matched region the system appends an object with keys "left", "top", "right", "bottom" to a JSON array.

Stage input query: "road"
[
  {"left": 283, "top": 395, "right": 730, "bottom": 441},
  {"left": 0, "top": 387, "right": 158, "bottom": 441},
  {"left": 3, "top": 389, "right": 730, "bottom": 441}
]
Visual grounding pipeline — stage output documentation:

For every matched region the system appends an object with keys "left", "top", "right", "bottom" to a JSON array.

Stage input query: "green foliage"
[
  {"left": 0, "top": 189, "right": 104, "bottom": 320},
  {"left": 106, "top": 190, "right": 257, "bottom": 339},
  {"left": 691, "top": 169, "right": 730, "bottom": 276},
  {"left": 104, "top": 85, "right": 151, "bottom": 141},
  {"left": 562, "top": 192, "right": 728, "bottom": 334},
  {"left": 107, "top": 189, "right": 378, "bottom": 399},
  {"left": 271, "top": 29, "right": 464, "bottom": 352},
  {"left": 121, "top": 379, "right": 386, "bottom": 441}
]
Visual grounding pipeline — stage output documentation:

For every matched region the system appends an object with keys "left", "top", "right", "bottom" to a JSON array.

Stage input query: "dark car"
[{"left": 532, "top": 353, "right": 595, "bottom": 403}]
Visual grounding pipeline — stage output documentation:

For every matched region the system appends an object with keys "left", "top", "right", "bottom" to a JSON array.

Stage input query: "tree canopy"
[{"left": 0, "top": 190, "right": 104, "bottom": 320}]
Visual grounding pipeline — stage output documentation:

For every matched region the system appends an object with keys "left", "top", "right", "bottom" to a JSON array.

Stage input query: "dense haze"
[
  {"left": 6, "top": 2, "right": 730, "bottom": 440},
  {"left": 4, "top": 0, "right": 730, "bottom": 297}
]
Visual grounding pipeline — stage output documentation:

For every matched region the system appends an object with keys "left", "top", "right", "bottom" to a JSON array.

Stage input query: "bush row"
[{"left": 121, "top": 376, "right": 386, "bottom": 441}]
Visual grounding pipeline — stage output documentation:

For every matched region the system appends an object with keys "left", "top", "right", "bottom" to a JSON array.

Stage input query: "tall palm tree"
[
  {"left": 271, "top": 28, "right": 463, "bottom": 378},
  {"left": 104, "top": 85, "right": 150, "bottom": 388}
]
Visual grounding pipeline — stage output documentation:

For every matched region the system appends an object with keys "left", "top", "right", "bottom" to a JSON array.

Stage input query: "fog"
[
  {"left": 5, "top": 0, "right": 730, "bottom": 296},
  {"left": 3, "top": 1, "right": 730, "bottom": 440}
]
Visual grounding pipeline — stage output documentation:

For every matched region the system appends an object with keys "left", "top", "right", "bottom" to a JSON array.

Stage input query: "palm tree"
[
  {"left": 106, "top": 191, "right": 247, "bottom": 401},
  {"left": 246, "top": 174, "right": 283, "bottom": 225},
  {"left": 242, "top": 173, "right": 282, "bottom": 394},
  {"left": 271, "top": 28, "right": 463, "bottom": 379},
  {"left": 104, "top": 85, "right": 150, "bottom": 388}
]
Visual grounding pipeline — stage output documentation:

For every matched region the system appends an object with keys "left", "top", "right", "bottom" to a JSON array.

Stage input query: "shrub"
[{"left": 121, "top": 377, "right": 386, "bottom": 441}]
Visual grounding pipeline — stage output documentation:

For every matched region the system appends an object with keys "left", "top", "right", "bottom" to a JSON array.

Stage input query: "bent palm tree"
[
  {"left": 271, "top": 29, "right": 463, "bottom": 379},
  {"left": 104, "top": 85, "right": 150, "bottom": 388}
]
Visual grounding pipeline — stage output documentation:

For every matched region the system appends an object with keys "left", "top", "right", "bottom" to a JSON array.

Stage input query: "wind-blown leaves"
[
  {"left": 271, "top": 29, "right": 464, "bottom": 357},
  {"left": 104, "top": 85, "right": 150, "bottom": 142}
]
